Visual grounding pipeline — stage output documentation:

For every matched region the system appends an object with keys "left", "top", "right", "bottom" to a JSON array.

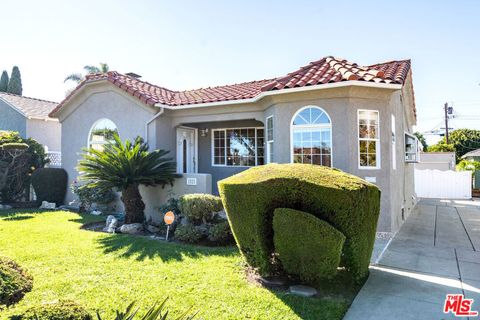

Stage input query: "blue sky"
[{"left": 1, "top": 0, "right": 479, "bottom": 143}]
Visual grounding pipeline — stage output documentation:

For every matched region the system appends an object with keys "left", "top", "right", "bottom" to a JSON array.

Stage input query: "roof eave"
[{"left": 155, "top": 81, "right": 403, "bottom": 110}]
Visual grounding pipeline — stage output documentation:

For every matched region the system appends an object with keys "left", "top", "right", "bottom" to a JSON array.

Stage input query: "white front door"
[{"left": 176, "top": 127, "right": 197, "bottom": 173}]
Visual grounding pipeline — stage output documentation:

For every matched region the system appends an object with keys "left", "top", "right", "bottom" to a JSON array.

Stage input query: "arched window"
[
  {"left": 291, "top": 106, "right": 332, "bottom": 166},
  {"left": 88, "top": 118, "right": 118, "bottom": 151}
]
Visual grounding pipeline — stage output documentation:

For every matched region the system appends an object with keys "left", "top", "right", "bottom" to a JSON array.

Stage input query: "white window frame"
[
  {"left": 290, "top": 106, "right": 333, "bottom": 167},
  {"left": 87, "top": 118, "right": 119, "bottom": 150},
  {"left": 404, "top": 132, "right": 419, "bottom": 163},
  {"left": 357, "top": 109, "right": 381, "bottom": 170},
  {"left": 391, "top": 114, "right": 396, "bottom": 170},
  {"left": 266, "top": 115, "right": 274, "bottom": 163},
  {"left": 211, "top": 127, "right": 265, "bottom": 167}
]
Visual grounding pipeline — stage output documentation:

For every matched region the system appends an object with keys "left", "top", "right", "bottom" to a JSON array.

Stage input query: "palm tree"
[
  {"left": 64, "top": 63, "right": 110, "bottom": 84},
  {"left": 77, "top": 134, "right": 178, "bottom": 224}
]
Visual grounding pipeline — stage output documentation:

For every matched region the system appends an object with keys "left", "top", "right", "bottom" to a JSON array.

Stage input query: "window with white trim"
[
  {"left": 213, "top": 128, "right": 264, "bottom": 166},
  {"left": 291, "top": 106, "right": 332, "bottom": 166},
  {"left": 358, "top": 110, "right": 380, "bottom": 168},
  {"left": 266, "top": 116, "right": 274, "bottom": 163},
  {"left": 405, "top": 133, "right": 418, "bottom": 162},
  {"left": 88, "top": 118, "right": 118, "bottom": 151}
]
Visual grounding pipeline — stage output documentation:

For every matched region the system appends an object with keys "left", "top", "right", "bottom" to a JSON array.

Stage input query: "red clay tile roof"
[
  {"left": 50, "top": 56, "right": 411, "bottom": 116},
  {"left": 0, "top": 92, "right": 58, "bottom": 120}
]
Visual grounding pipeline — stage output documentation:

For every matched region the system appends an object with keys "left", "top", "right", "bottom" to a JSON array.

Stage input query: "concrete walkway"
[{"left": 344, "top": 199, "right": 480, "bottom": 320}]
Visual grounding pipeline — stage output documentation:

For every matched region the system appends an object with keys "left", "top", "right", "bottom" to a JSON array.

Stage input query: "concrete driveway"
[{"left": 344, "top": 199, "right": 480, "bottom": 320}]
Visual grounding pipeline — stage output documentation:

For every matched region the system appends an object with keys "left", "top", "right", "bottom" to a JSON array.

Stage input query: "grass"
[{"left": 0, "top": 209, "right": 350, "bottom": 319}]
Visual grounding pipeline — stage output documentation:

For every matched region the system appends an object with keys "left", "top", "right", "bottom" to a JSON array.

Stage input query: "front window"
[
  {"left": 266, "top": 116, "right": 274, "bottom": 163},
  {"left": 88, "top": 119, "right": 118, "bottom": 151},
  {"left": 358, "top": 110, "right": 380, "bottom": 169},
  {"left": 291, "top": 106, "right": 332, "bottom": 166},
  {"left": 213, "top": 128, "right": 264, "bottom": 166}
]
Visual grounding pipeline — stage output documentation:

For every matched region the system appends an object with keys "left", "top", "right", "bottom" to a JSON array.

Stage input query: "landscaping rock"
[
  {"left": 119, "top": 223, "right": 143, "bottom": 234},
  {"left": 58, "top": 205, "right": 80, "bottom": 212},
  {"left": 216, "top": 210, "right": 228, "bottom": 220},
  {"left": 0, "top": 204, "right": 12, "bottom": 210},
  {"left": 90, "top": 210, "right": 102, "bottom": 216},
  {"left": 259, "top": 276, "right": 288, "bottom": 288},
  {"left": 289, "top": 285, "right": 318, "bottom": 297},
  {"left": 39, "top": 201, "right": 56, "bottom": 210},
  {"left": 146, "top": 225, "right": 160, "bottom": 233},
  {"left": 103, "top": 215, "right": 118, "bottom": 233}
]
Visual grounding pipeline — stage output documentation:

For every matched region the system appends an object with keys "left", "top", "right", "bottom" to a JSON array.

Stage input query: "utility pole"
[{"left": 444, "top": 102, "right": 449, "bottom": 144}]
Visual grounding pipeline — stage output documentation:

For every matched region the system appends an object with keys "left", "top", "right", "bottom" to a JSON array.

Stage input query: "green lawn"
[{"left": 0, "top": 210, "right": 349, "bottom": 319}]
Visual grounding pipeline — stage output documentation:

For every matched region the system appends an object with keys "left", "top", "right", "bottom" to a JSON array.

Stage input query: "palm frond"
[
  {"left": 84, "top": 65, "right": 101, "bottom": 74},
  {"left": 64, "top": 73, "right": 83, "bottom": 84},
  {"left": 99, "top": 63, "right": 110, "bottom": 73}
]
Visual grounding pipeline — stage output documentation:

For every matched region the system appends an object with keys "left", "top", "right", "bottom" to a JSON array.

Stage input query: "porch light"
[{"left": 200, "top": 128, "right": 209, "bottom": 137}]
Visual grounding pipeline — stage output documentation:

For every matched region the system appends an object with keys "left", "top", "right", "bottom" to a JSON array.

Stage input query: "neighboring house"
[
  {"left": 415, "top": 152, "right": 456, "bottom": 171},
  {"left": 0, "top": 92, "right": 61, "bottom": 166},
  {"left": 461, "top": 149, "right": 480, "bottom": 162},
  {"left": 50, "top": 56, "right": 417, "bottom": 233}
]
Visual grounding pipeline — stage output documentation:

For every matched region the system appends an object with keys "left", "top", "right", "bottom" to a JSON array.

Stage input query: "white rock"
[
  {"left": 119, "top": 223, "right": 143, "bottom": 234},
  {"left": 289, "top": 285, "right": 317, "bottom": 297},
  {"left": 90, "top": 210, "right": 102, "bottom": 216},
  {"left": 103, "top": 215, "right": 118, "bottom": 233},
  {"left": 216, "top": 210, "right": 228, "bottom": 220},
  {"left": 0, "top": 204, "right": 12, "bottom": 210},
  {"left": 39, "top": 201, "right": 56, "bottom": 209}
]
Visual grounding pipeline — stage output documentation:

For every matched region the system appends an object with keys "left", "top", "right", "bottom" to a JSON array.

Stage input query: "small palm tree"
[
  {"left": 64, "top": 63, "right": 110, "bottom": 84},
  {"left": 77, "top": 134, "right": 178, "bottom": 224}
]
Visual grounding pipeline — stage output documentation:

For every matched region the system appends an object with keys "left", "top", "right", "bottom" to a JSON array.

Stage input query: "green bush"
[
  {"left": 31, "top": 168, "right": 68, "bottom": 205},
  {"left": 179, "top": 193, "right": 223, "bottom": 223},
  {"left": 174, "top": 224, "right": 203, "bottom": 243},
  {"left": 0, "top": 256, "right": 33, "bottom": 306},
  {"left": 17, "top": 300, "right": 91, "bottom": 320},
  {"left": 208, "top": 221, "right": 234, "bottom": 245},
  {"left": 71, "top": 182, "right": 116, "bottom": 211},
  {"left": 273, "top": 208, "right": 345, "bottom": 282},
  {"left": 218, "top": 163, "right": 381, "bottom": 281}
]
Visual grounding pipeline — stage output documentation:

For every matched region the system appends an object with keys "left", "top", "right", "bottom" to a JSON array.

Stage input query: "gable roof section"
[
  {"left": 50, "top": 56, "right": 411, "bottom": 117},
  {"left": 0, "top": 92, "right": 58, "bottom": 120}
]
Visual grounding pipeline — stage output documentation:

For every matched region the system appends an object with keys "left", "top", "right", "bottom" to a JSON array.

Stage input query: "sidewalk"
[{"left": 344, "top": 199, "right": 480, "bottom": 320}]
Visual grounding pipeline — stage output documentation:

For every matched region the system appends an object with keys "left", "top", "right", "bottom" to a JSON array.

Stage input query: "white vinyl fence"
[{"left": 415, "top": 169, "right": 472, "bottom": 199}]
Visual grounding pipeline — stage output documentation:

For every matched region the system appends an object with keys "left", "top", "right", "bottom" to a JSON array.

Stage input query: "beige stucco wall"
[
  {"left": 59, "top": 85, "right": 156, "bottom": 203},
  {"left": 26, "top": 119, "right": 61, "bottom": 151}
]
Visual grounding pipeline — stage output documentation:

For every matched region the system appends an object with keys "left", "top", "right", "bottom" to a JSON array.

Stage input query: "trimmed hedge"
[
  {"left": 17, "top": 300, "right": 92, "bottom": 320},
  {"left": 31, "top": 168, "right": 68, "bottom": 205},
  {"left": 273, "top": 208, "right": 345, "bottom": 282},
  {"left": 179, "top": 193, "right": 223, "bottom": 223},
  {"left": 208, "top": 221, "right": 234, "bottom": 245},
  {"left": 218, "top": 163, "right": 381, "bottom": 281},
  {"left": 0, "top": 256, "right": 33, "bottom": 306}
]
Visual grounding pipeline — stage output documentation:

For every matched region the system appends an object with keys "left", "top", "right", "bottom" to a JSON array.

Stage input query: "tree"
[
  {"left": 77, "top": 134, "right": 178, "bottom": 223},
  {"left": 0, "top": 71, "right": 9, "bottom": 92},
  {"left": 7, "top": 66, "right": 22, "bottom": 95},
  {"left": 448, "top": 129, "right": 480, "bottom": 161},
  {"left": 64, "top": 63, "right": 110, "bottom": 84},
  {"left": 414, "top": 132, "right": 427, "bottom": 151},
  {"left": 427, "top": 142, "right": 455, "bottom": 153}
]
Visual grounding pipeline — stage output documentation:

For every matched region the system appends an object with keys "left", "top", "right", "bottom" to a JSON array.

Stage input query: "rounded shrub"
[
  {"left": 0, "top": 256, "right": 33, "bottom": 306},
  {"left": 18, "top": 300, "right": 92, "bottom": 320},
  {"left": 174, "top": 224, "right": 203, "bottom": 243},
  {"left": 218, "top": 163, "right": 381, "bottom": 281},
  {"left": 208, "top": 221, "right": 234, "bottom": 245},
  {"left": 273, "top": 208, "right": 345, "bottom": 282},
  {"left": 179, "top": 193, "right": 223, "bottom": 223},
  {"left": 31, "top": 168, "right": 68, "bottom": 205}
]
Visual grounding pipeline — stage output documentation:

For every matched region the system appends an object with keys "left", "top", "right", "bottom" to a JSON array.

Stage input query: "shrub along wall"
[{"left": 218, "top": 163, "right": 381, "bottom": 282}]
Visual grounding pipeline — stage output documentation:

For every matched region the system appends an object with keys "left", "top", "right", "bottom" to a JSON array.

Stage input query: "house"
[
  {"left": 0, "top": 92, "right": 61, "bottom": 166},
  {"left": 50, "top": 56, "right": 417, "bottom": 233},
  {"left": 461, "top": 148, "right": 480, "bottom": 162},
  {"left": 415, "top": 152, "right": 456, "bottom": 171}
]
